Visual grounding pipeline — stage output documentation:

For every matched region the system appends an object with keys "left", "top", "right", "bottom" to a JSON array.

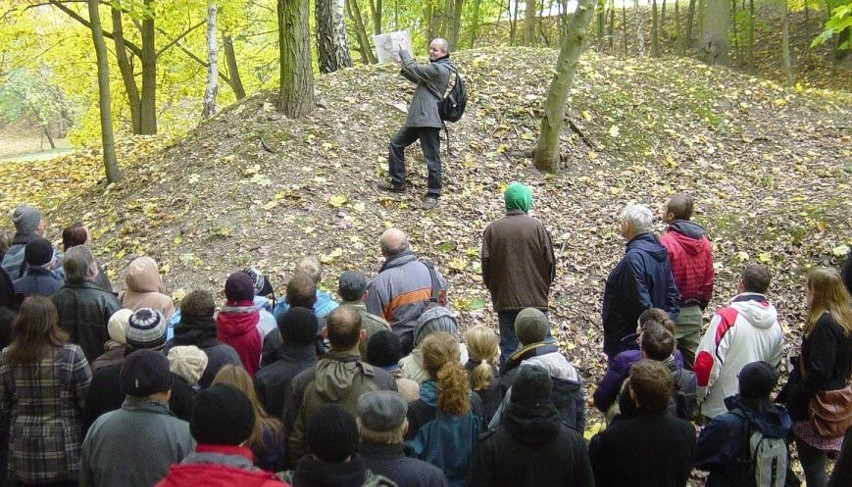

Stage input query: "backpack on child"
[{"left": 730, "top": 408, "right": 788, "bottom": 487}]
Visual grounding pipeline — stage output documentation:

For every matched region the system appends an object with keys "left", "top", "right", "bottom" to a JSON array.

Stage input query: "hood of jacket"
[
  {"left": 160, "top": 445, "right": 278, "bottom": 487},
  {"left": 665, "top": 221, "right": 709, "bottom": 256},
  {"left": 379, "top": 250, "right": 418, "bottom": 272},
  {"left": 216, "top": 302, "right": 260, "bottom": 337},
  {"left": 313, "top": 351, "right": 371, "bottom": 402},
  {"left": 520, "top": 351, "right": 581, "bottom": 383},
  {"left": 124, "top": 256, "right": 165, "bottom": 293},
  {"left": 724, "top": 395, "right": 792, "bottom": 439},
  {"left": 626, "top": 232, "right": 670, "bottom": 262},
  {"left": 173, "top": 316, "right": 219, "bottom": 347},
  {"left": 292, "top": 454, "right": 368, "bottom": 487},
  {"left": 504, "top": 400, "right": 561, "bottom": 443},
  {"left": 419, "top": 379, "right": 439, "bottom": 408},
  {"left": 729, "top": 293, "right": 778, "bottom": 329}
]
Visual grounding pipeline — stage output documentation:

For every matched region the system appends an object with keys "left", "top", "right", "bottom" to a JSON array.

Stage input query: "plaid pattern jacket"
[{"left": 0, "top": 343, "right": 92, "bottom": 483}]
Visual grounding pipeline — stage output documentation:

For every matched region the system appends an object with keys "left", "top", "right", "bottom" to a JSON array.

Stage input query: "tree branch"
[
  {"left": 156, "top": 20, "right": 206, "bottom": 58},
  {"left": 156, "top": 27, "right": 232, "bottom": 86},
  {"left": 45, "top": 0, "right": 142, "bottom": 57}
]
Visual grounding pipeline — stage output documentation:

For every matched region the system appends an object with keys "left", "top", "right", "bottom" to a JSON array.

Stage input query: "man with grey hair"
[
  {"left": 338, "top": 270, "right": 391, "bottom": 359},
  {"left": 51, "top": 245, "right": 122, "bottom": 362},
  {"left": 366, "top": 228, "right": 447, "bottom": 354},
  {"left": 377, "top": 38, "right": 452, "bottom": 211},
  {"left": 601, "top": 204, "right": 678, "bottom": 364}
]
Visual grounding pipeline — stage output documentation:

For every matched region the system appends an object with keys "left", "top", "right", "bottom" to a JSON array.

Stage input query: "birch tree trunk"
[
  {"left": 278, "top": 0, "right": 315, "bottom": 117},
  {"left": 317, "top": 0, "right": 353, "bottom": 73},
  {"left": 87, "top": 0, "right": 122, "bottom": 182},
  {"left": 202, "top": 2, "right": 218, "bottom": 118},
  {"left": 534, "top": 0, "right": 596, "bottom": 173}
]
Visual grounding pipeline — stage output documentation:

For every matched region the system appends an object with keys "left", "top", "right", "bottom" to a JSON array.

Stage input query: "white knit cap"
[
  {"left": 107, "top": 309, "right": 133, "bottom": 345},
  {"left": 167, "top": 346, "right": 209, "bottom": 386}
]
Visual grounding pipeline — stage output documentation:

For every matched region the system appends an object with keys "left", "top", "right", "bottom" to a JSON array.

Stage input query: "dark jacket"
[
  {"left": 254, "top": 344, "right": 317, "bottom": 418},
  {"left": 589, "top": 410, "right": 695, "bottom": 487},
  {"left": 498, "top": 343, "right": 585, "bottom": 431},
  {"left": 828, "top": 428, "right": 852, "bottom": 487},
  {"left": 481, "top": 210, "right": 556, "bottom": 311},
  {"left": 286, "top": 454, "right": 396, "bottom": 487},
  {"left": 399, "top": 50, "right": 450, "bottom": 129},
  {"left": 1, "top": 232, "right": 39, "bottom": 280},
  {"left": 13, "top": 266, "right": 63, "bottom": 297},
  {"left": 783, "top": 311, "right": 852, "bottom": 421},
  {"left": 695, "top": 395, "right": 791, "bottom": 487},
  {"left": 842, "top": 249, "right": 852, "bottom": 296},
  {"left": 164, "top": 315, "right": 242, "bottom": 389},
  {"left": 469, "top": 401, "right": 594, "bottom": 487},
  {"left": 601, "top": 232, "right": 679, "bottom": 357},
  {"left": 83, "top": 356, "right": 193, "bottom": 433},
  {"left": 285, "top": 351, "right": 397, "bottom": 466},
  {"left": 51, "top": 280, "right": 122, "bottom": 363},
  {"left": 593, "top": 349, "right": 684, "bottom": 413},
  {"left": 359, "top": 443, "right": 449, "bottom": 487}
]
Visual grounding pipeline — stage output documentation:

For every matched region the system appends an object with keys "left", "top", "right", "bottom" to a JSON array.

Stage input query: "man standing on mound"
[{"left": 377, "top": 38, "right": 451, "bottom": 210}]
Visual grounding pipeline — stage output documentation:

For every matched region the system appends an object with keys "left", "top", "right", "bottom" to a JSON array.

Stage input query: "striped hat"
[{"left": 126, "top": 308, "right": 167, "bottom": 349}]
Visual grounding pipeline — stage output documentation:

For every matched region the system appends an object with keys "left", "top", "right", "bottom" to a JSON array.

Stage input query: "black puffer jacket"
[{"left": 51, "top": 281, "right": 121, "bottom": 363}]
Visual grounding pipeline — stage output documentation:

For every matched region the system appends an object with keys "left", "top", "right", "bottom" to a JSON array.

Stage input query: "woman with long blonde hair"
[
  {"left": 464, "top": 325, "right": 502, "bottom": 422},
  {"left": 785, "top": 267, "right": 852, "bottom": 487},
  {"left": 404, "top": 332, "right": 483, "bottom": 487},
  {"left": 212, "top": 364, "right": 284, "bottom": 472}
]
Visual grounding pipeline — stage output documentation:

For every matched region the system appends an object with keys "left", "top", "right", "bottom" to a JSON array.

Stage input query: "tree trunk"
[
  {"left": 652, "top": 0, "right": 660, "bottom": 56},
  {"left": 87, "top": 0, "right": 122, "bottom": 182},
  {"left": 622, "top": 4, "right": 628, "bottom": 55},
  {"left": 534, "top": 0, "right": 595, "bottom": 173},
  {"left": 202, "top": 2, "right": 218, "bottom": 118},
  {"left": 685, "top": 0, "right": 697, "bottom": 50},
  {"left": 661, "top": 0, "right": 667, "bottom": 31},
  {"left": 469, "top": 0, "right": 483, "bottom": 48},
  {"left": 448, "top": 0, "right": 465, "bottom": 49},
  {"left": 278, "top": 0, "right": 315, "bottom": 117},
  {"left": 701, "top": 0, "right": 729, "bottom": 63},
  {"left": 367, "top": 0, "right": 382, "bottom": 34},
  {"left": 43, "top": 126, "right": 56, "bottom": 149},
  {"left": 348, "top": 0, "right": 377, "bottom": 64},
  {"left": 597, "top": 0, "right": 605, "bottom": 50},
  {"left": 674, "top": 0, "right": 681, "bottom": 46},
  {"left": 634, "top": 0, "right": 646, "bottom": 55},
  {"left": 781, "top": 0, "right": 793, "bottom": 85},
  {"left": 139, "top": 0, "right": 157, "bottom": 134},
  {"left": 317, "top": 0, "right": 353, "bottom": 73},
  {"left": 223, "top": 36, "right": 246, "bottom": 99},
  {"left": 524, "top": 0, "right": 536, "bottom": 45},
  {"left": 608, "top": 0, "right": 615, "bottom": 49},
  {"left": 731, "top": 0, "right": 740, "bottom": 66},
  {"left": 111, "top": 8, "right": 141, "bottom": 134}
]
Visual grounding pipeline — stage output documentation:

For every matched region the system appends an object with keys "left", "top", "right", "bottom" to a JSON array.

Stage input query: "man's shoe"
[
  {"left": 376, "top": 181, "right": 406, "bottom": 193},
  {"left": 422, "top": 196, "right": 439, "bottom": 210}
]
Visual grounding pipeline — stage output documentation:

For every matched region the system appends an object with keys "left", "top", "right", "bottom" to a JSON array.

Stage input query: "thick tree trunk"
[
  {"left": 608, "top": 0, "right": 614, "bottom": 49},
  {"left": 278, "top": 0, "right": 315, "bottom": 117},
  {"left": 111, "top": 8, "right": 141, "bottom": 134},
  {"left": 701, "top": 0, "right": 729, "bottom": 63},
  {"left": 674, "top": 0, "right": 681, "bottom": 46},
  {"left": 781, "top": 0, "right": 793, "bottom": 85},
  {"left": 524, "top": 0, "right": 537, "bottom": 45},
  {"left": 87, "top": 0, "right": 122, "bottom": 182},
  {"left": 622, "top": 4, "right": 628, "bottom": 55},
  {"left": 597, "top": 0, "right": 606, "bottom": 50},
  {"left": 347, "top": 0, "right": 377, "bottom": 64},
  {"left": 367, "top": 0, "right": 382, "bottom": 34},
  {"left": 317, "top": 0, "right": 353, "bottom": 73},
  {"left": 661, "top": 0, "right": 666, "bottom": 31},
  {"left": 685, "top": 0, "right": 697, "bottom": 50},
  {"left": 140, "top": 0, "right": 157, "bottom": 134},
  {"left": 634, "top": 0, "right": 646, "bottom": 55},
  {"left": 746, "top": 0, "right": 754, "bottom": 68},
  {"left": 533, "top": 0, "right": 595, "bottom": 173},
  {"left": 731, "top": 0, "right": 740, "bottom": 65},
  {"left": 509, "top": 0, "right": 520, "bottom": 45},
  {"left": 448, "top": 0, "right": 465, "bottom": 49},
  {"left": 223, "top": 36, "right": 246, "bottom": 99},
  {"left": 469, "top": 0, "right": 483, "bottom": 47},
  {"left": 43, "top": 126, "right": 56, "bottom": 149},
  {"left": 202, "top": 2, "right": 218, "bottom": 118}
]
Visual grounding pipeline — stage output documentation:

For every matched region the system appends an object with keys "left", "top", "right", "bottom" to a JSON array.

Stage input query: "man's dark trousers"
[{"left": 389, "top": 126, "right": 441, "bottom": 197}]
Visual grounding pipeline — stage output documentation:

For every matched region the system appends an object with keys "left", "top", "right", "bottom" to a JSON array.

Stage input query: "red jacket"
[
  {"left": 660, "top": 220, "right": 714, "bottom": 309},
  {"left": 217, "top": 300, "right": 262, "bottom": 376},
  {"left": 156, "top": 445, "right": 288, "bottom": 487}
]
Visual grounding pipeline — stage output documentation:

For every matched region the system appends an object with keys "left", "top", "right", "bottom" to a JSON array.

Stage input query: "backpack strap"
[{"left": 420, "top": 260, "right": 442, "bottom": 304}]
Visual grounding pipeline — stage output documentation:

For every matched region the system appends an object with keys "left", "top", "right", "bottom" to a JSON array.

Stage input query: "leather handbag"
[{"left": 808, "top": 384, "right": 852, "bottom": 439}]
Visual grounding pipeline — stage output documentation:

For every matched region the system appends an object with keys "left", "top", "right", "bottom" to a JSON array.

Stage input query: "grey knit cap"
[
  {"left": 11, "top": 205, "right": 41, "bottom": 234},
  {"left": 514, "top": 308, "right": 549, "bottom": 346}
]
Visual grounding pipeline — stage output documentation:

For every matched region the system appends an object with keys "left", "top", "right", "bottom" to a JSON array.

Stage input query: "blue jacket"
[
  {"left": 14, "top": 267, "right": 64, "bottom": 297},
  {"left": 601, "top": 232, "right": 679, "bottom": 357},
  {"left": 695, "top": 395, "right": 792, "bottom": 487}
]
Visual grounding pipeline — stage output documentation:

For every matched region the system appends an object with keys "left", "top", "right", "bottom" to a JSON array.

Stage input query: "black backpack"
[{"left": 437, "top": 65, "right": 467, "bottom": 123}]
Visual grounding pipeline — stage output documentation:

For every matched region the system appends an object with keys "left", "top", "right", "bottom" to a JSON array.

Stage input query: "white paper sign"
[{"left": 373, "top": 31, "right": 411, "bottom": 64}]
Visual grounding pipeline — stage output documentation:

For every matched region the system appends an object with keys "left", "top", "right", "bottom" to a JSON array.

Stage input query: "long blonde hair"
[
  {"left": 804, "top": 267, "right": 852, "bottom": 337},
  {"left": 421, "top": 332, "right": 470, "bottom": 415},
  {"left": 212, "top": 365, "right": 283, "bottom": 452},
  {"left": 465, "top": 325, "right": 498, "bottom": 391}
]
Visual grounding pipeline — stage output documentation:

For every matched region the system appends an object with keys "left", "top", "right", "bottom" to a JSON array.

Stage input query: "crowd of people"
[{"left": 0, "top": 187, "right": 850, "bottom": 487}]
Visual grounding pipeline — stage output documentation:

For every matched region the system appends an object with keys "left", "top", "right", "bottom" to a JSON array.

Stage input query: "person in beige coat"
[{"left": 119, "top": 256, "right": 175, "bottom": 321}]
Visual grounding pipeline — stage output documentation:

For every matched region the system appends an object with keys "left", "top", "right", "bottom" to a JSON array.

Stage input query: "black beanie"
[
  {"left": 511, "top": 364, "right": 553, "bottom": 405},
  {"left": 120, "top": 349, "right": 172, "bottom": 397},
  {"left": 225, "top": 272, "right": 255, "bottom": 302},
  {"left": 366, "top": 330, "right": 402, "bottom": 367},
  {"left": 278, "top": 307, "right": 318, "bottom": 345},
  {"left": 738, "top": 361, "right": 778, "bottom": 400},
  {"left": 306, "top": 403, "right": 359, "bottom": 463},
  {"left": 190, "top": 384, "right": 255, "bottom": 445},
  {"left": 24, "top": 238, "right": 54, "bottom": 267}
]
